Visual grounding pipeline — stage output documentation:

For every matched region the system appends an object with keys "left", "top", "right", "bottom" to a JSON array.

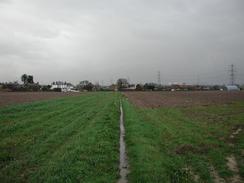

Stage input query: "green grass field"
[
  {"left": 0, "top": 92, "right": 243, "bottom": 183},
  {"left": 0, "top": 93, "right": 120, "bottom": 183},
  {"left": 123, "top": 99, "right": 244, "bottom": 183}
]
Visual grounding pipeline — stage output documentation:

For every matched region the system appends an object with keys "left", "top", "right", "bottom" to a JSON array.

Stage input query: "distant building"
[
  {"left": 51, "top": 81, "right": 74, "bottom": 92},
  {"left": 225, "top": 85, "right": 240, "bottom": 91},
  {"left": 123, "top": 84, "right": 136, "bottom": 91}
]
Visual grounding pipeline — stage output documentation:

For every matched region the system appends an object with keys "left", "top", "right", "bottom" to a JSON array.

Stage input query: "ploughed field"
[
  {"left": 0, "top": 91, "right": 243, "bottom": 183},
  {"left": 123, "top": 91, "right": 244, "bottom": 107},
  {"left": 123, "top": 91, "right": 244, "bottom": 183},
  {"left": 0, "top": 92, "right": 81, "bottom": 107}
]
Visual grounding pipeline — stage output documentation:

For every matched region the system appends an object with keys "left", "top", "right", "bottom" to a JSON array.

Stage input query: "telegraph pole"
[
  {"left": 157, "top": 71, "right": 161, "bottom": 85},
  {"left": 229, "top": 64, "right": 235, "bottom": 85}
]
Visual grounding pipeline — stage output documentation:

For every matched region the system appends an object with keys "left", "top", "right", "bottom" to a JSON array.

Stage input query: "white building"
[
  {"left": 51, "top": 81, "right": 74, "bottom": 92},
  {"left": 225, "top": 85, "right": 240, "bottom": 91}
]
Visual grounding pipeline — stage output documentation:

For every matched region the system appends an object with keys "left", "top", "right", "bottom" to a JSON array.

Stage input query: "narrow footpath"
[{"left": 118, "top": 101, "right": 129, "bottom": 183}]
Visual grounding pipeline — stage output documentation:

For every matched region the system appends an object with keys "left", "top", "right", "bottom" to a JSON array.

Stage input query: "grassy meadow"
[
  {"left": 0, "top": 92, "right": 120, "bottom": 183},
  {"left": 123, "top": 99, "right": 244, "bottom": 183}
]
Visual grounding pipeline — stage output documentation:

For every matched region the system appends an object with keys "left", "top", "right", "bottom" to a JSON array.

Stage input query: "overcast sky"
[{"left": 0, "top": 0, "right": 244, "bottom": 85}]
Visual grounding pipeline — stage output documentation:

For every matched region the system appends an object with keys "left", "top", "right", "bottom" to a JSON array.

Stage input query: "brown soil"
[
  {"left": 175, "top": 143, "right": 218, "bottom": 155},
  {"left": 210, "top": 165, "right": 226, "bottom": 183},
  {"left": 227, "top": 155, "right": 239, "bottom": 173},
  {"left": 183, "top": 167, "right": 200, "bottom": 182},
  {"left": 226, "top": 155, "right": 242, "bottom": 183},
  {"left": 228, "top": 125, "right": 244, "bottom": 147},
  {"left": 123, "top": 91, "right": 244, "bottom": 108},
  {"left": 230, "top": 127, "right": 242, "bottom": 139},
  {"left": 0, "top": 92, "right": 81, "bottom": 107}
]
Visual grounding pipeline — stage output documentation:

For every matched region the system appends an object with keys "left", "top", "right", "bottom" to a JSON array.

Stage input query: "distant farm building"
[
  {"left": 51, "top": 81, "right": 74, "bottom": 92},
  {"left": 225, "top": 85, "right": 240, "bottom": 91}
]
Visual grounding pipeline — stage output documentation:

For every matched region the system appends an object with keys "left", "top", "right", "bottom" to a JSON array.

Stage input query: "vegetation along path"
[{"left": 118, "top": 101, "right": 129, "bottom": 183}]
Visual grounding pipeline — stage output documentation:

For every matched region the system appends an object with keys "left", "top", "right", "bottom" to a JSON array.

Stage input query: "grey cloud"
[{"left": 0, "top": 0, "right": 244, "bottom": 85}]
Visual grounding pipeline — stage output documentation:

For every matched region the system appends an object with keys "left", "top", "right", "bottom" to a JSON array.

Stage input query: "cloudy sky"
[{"left": 0, "top": 0, "right": 244, "bottom": 85}]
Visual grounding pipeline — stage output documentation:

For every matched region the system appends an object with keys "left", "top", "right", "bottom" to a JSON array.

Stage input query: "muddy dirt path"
[{"left": 118, "top": 101, "right": 129, "bottom": 183}]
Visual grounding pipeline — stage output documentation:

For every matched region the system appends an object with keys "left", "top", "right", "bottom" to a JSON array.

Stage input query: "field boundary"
[{"left": 118, "top": 100, "right": 129, "bottom": 183}]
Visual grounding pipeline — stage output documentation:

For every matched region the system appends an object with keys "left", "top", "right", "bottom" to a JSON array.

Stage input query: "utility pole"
[
  {"left": 229, "top": 64, "right": 235, "bottom": 85},
  {"left": 157, "top": 71, "right": 161, "bottom": 85}
]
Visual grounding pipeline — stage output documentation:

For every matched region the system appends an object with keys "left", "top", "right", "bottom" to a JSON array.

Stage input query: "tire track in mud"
[{"left": 118, "top": 101, "right": 129, "bottom": 183}]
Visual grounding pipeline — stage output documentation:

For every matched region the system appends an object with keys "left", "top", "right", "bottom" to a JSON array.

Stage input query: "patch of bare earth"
[
  {"left": 230, "top": 127, "right": 242, "bottom": 139},
  {"left": 175, "top": 144, "right": 219, "bottom": 155},
  {"left": 123, "top": 91, "right": 244, "bottom": 108},
  {"left": 183, "top": 167, "right": 200, "bottom": 182},
  {"left": 190, "top": 171, "right": 200, "bottom": 183},
  {"left": 210, "top": 166, "right": 226, "bottom": 183},
  {"left": 226, "top": 155, "right": 242, "bottom": 183},
  {"left": 228, "top": 125, "right": 243, "bottom": 147},
  {"left": 0, "top": 92, "right": 81, "bottom": 107}
]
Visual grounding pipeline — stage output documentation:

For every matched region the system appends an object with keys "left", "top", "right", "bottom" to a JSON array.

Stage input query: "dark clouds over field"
[{"left": 0, "top": 0, "right": 244, "bottom": 85}]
